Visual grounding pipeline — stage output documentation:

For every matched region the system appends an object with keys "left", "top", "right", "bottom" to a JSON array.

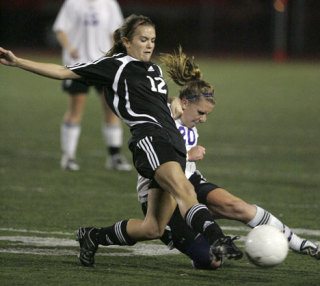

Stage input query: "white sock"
[
  {"left": 247, "top": 205, "right": 314, "bottom": 252},
  {"left": 60, "top": 123, "right": 81, "bottom": 159},
  {"left": 102, "top": 123, "right": 123, "bottom": 148}
]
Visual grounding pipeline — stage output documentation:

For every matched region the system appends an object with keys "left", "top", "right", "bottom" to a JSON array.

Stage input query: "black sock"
[
  {"left": 185, "top": 204, "right": 224, "bottom": 244},
  {"left": 96, "top": 220, "right": 136, "bottom": 246},
  {"left": 108, "top": 147, "right": 120, "bottom": 156}
]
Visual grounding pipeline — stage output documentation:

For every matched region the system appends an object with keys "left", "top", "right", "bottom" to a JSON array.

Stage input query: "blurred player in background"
[
  {"left": 53, "top": 0, "right": 131, "bottom": 171},
  {"left": 137, "top": 48, "right": 319, "bottom": 269}
]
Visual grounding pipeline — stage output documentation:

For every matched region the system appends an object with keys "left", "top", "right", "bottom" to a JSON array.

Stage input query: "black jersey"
[{"left": 69, "top": 53, "right": 186, "bottom": 154}]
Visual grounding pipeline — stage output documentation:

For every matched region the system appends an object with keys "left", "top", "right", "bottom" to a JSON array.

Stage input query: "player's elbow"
[{"left": 55, "top": 68, "right": 79, "bottom": 80}]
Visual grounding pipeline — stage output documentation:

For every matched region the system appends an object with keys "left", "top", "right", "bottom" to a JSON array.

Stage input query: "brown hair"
[
  {"left": 160, "top": 46, "right": 215, "bottom": 104},
  {"left": 106, "top": 14, "right": 155, "bottom": 56}
]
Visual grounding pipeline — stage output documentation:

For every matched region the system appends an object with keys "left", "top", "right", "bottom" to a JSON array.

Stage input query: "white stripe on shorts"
[{"left": 137, "top": 137, "right": 160, "bottom": 170}]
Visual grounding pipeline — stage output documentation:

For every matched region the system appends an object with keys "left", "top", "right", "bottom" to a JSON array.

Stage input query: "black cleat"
[
  {"left": 210, "top": 236, "right": 243, "bottom": 264},
  {"left": 76, "top": 227, "right": 98, "bottom": 267}
]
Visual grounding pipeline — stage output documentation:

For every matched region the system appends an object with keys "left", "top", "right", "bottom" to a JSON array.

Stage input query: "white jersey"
[
  {"left": 175, "top": 118, "right": 198, "bottom": 179},
  {"left": 137, "top": 117, "right": 199, "bottom": 203},
  {"left": 53, "top": 0, "right": 123, "bottom": 65}
]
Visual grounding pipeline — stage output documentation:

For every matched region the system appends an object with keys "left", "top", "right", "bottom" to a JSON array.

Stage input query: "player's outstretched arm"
[{"left": 0, "top": 47, "right": 79, "bottom": 80}]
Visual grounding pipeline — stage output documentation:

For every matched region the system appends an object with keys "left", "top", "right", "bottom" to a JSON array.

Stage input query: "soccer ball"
[{"left": 245, "top": 225, "right": 289, "bottom": 267}]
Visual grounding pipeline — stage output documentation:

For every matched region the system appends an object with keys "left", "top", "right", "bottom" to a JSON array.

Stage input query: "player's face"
[
  {"left": 181, "top": 97, "right": 214, "bottom": 128},
  {"left": 124, "top": 25, "right": 156, "bottom": 62}
]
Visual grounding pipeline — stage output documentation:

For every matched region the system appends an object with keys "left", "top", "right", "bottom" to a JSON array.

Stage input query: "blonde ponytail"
[
  {"left": 161, "top": 47, "right": 215, "bottom": 104},
  {"left": 160, "top": 46, "right": 201, "bottom": 86}
]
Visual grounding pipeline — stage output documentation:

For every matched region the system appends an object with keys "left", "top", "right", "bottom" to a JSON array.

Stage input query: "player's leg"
[
  {"left": 159, "top": 206, "right": 219, "bottom": 270},
  {"left": 132, "top": 136, "right": 242, "bottom": 261},
  {"left": 193, "top": 173, "right": 319, "bottom": 260},
  {"left": 126, "top": 188, "right": 177, "bottom": 239},
  {"left": 141, "top": 199, "right": 219, "bottom": 270},
  {"left": 155, "top": 162, "right": 222, "bottom": 242},
  {"left": 76, "top": 138, "right": 185, "bottom": 267},
  {"left": 138, "top": 176, "right": 223, "bottom": 271},
  {"left": 98, "top": 90, "right": 132, "bottom": 171},
  {"left": 141, "top": 138, "right": 242, "bottom": 262},
  {"left": 154, "top": 161, "right": 242, "bottom": 262},
  {"left": 93, "top": 188, "right": 177, "bottom": 243},
  {"left": 200, "top": 187, "right": 256, "bottom": 222},
  {"left": 76, "top": 137, "right": 241, "bottom": 267},
  {"left": 203, "top": 188, "right": 319, "bottom": 258},
  {"left": 76, "top": 188, "right": 178, "bottom": 267},
  {"left": 60, "top": 79, "right": 88, "bottom": 171},
  {"left": 246, "top": 205, "right": 319, "bottom": 259}
]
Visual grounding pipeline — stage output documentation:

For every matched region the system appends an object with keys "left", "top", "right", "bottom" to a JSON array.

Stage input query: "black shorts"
[
  {"left": 129, "top": 134, "right": 186, "bottom": 187},
  {"left": 62, "top": 79, "right": 103, "bottom": 95}
]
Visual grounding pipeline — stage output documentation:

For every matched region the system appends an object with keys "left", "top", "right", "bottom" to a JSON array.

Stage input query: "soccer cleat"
[
  {"left": 76, "top": 227, "right": 98, "bottom": 267},
  {"left": 60, "top": 154, "right": 80, "bottom": 171},
  {"left": 210, "top": 236, "right": 243, "bottom": 264},
  {"left": 106, "top": 154, "right": 132, "bottom": 171},
  {"left": 309, "top": 246, "right": 320, "bottom": 260},
  {"left": 300, "top": 240, "right": 320, "bottom": 260}
]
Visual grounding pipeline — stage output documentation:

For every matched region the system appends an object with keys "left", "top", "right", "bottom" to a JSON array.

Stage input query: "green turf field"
[{"left": 0, "top": 54, "right": 319, "bottom": 285}]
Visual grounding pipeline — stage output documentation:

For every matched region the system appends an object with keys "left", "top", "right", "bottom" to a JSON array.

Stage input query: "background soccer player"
[{"left": 53, "top": 0, "right": 131, "bottom": 171}]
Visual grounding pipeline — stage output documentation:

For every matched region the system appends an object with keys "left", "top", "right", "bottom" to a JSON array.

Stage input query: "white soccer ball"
[{"left": 245, "top": 225, "right": 289, "bottom": 267}]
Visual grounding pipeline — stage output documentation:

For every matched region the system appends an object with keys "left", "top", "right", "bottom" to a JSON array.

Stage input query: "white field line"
[
  {"left": 0, "top": 236, "right": 179, "bottom": 257},
  {"left": 1, "top": 226, "right": 320, "bottom": 237},
  {"left": 221, "top": 226, "right": 320, "bottom": 237},
  {"left": 0, "top": 227, "right": 319, "bottom": 257},
  {"left": 0, "top": 248, "right": 179, "bottom": 257}
]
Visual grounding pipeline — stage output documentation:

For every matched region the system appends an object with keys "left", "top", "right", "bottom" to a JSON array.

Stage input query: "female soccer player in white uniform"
[{"left": 53, "top": 0, "right": 131, "bottom": 171}]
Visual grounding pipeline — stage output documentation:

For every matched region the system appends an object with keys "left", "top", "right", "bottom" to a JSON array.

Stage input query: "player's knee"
[{"left": 144, "top": 224, "right": 164, "bottom": 239}]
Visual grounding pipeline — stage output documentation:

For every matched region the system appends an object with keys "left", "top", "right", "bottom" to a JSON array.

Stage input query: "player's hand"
[
  {"left": 187, "top": 145, "right": 206, "bottom": 161},
  {"left": 170, "top": 97, "right": 183, "bottom": 119},
  {"left": 0, "top": 47, "right": 18, "bottom": 66},
  {"left": 69, "top": 47, "right": 79, "bottom": 60}
]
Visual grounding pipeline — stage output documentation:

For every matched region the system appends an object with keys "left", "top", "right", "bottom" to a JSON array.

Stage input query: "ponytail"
[{"left": 160, "top": 46, "right": 215, "bottom": 104}]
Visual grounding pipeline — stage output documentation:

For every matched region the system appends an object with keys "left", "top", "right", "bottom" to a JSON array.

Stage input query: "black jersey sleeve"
[{"left": 68, "top": 56, "right": 119, "bottom": 87}]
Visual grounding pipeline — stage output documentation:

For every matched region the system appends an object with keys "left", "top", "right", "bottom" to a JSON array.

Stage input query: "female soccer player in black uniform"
[{"left": 0, "top": 14, "right": 242, "bottom": 268}]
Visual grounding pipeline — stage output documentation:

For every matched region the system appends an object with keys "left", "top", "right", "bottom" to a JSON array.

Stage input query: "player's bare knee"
[{"left": 144, "top": 224, "right": 164, "bottom": 239}]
